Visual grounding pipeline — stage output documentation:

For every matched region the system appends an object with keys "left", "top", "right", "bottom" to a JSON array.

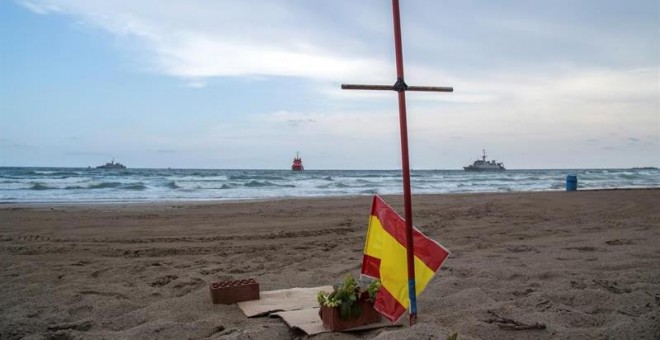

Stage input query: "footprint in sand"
[
  {"left": 171, "top": 277, "right": 204, "bottom": 297},
  {"left": 605, "top": 239, "right": 635, "bottom": 246},
  {"left": 151, "top": 274, "right": 178, "bottom": 287},
  {"left": 565, "top": 246, "right": 599, "bottom": 252},
  {"left": 506, "top": 245, "right": 537, "bottom": 253}
]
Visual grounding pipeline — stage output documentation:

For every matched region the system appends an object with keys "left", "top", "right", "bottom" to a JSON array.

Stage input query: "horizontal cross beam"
[{"left": 341, "top": 84, "right": 454, "bottom": 92}]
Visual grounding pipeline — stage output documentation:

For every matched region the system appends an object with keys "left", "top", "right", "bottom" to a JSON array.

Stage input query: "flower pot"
[{"left": 319, "top": 295, "right": 381, "bottom": 331}]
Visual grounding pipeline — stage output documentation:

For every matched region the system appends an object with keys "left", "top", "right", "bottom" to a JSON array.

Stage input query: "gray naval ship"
[
  {"left": 463, "top": 149, "right": 505, "bottom": 171},
  {"left": 97, "top": 159, "right": 126, "bottom": 169}
]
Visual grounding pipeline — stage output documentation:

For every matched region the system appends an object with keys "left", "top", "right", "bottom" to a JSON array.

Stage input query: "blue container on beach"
[{"left": 566, "top": 175, "right": 578, "bottom": 191}]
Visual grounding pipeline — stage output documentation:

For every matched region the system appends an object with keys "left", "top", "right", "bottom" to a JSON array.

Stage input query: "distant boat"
[
  {"left": 291, "top": 152, "right": 304, "bottom": 171},
  {"left": 97, "top": 159, "right": 126, "bottom": 169},
  {"left": 463, "top": 149, "right": 505, "bottom": 171},
  {"left": 632, "top": 166, "right": 658, "bottom": 170}
]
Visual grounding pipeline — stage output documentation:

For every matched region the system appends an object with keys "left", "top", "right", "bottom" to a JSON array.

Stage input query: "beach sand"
[{"left": 1, "top": 189, "right": 659, "bottom": 339}]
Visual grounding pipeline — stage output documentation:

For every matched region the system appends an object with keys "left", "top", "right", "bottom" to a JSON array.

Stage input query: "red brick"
[{"left": 209, "top": 278, "right": 259, "bottom": 304}]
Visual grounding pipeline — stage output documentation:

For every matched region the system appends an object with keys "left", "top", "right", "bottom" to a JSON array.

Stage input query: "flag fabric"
[{"left": 362, "top": 195, "right": 449, "bottom": 322}]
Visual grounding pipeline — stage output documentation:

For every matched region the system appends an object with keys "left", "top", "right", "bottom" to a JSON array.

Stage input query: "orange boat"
[{"left": 291, "top": 152, "right": 304, "bottom": 171}]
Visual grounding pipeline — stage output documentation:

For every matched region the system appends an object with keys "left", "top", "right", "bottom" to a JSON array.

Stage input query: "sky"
[{"left": 0, "top": 0, "right": 658, "bottom": 169}]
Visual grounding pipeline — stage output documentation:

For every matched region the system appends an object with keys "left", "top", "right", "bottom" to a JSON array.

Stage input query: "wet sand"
[{"left": 1, "top": 189, "right": 659, "bottom": 339}]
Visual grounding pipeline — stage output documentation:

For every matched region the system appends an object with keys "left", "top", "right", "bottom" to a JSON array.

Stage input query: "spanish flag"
[{"left": 362, "top": 195, "right": 449, "bottom": 322}]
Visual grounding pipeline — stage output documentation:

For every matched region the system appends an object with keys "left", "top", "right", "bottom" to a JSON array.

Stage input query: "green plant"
[
  {"left": 366, "top": 279, "right": 381, "bottom": 302},
  {"left": 317, "top": 274, "right": 381, "bottom": 319}
]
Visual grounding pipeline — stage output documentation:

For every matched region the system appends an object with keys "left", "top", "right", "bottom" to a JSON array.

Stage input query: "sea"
[{"left": 0, "top": 167, "right": 658, "bottom": 204}]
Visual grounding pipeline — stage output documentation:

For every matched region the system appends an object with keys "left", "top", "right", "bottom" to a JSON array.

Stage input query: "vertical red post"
[
  {"left": 342, "top": 0, "right": 452, "bottom": 324},
  {"left": 391, "top": 0, "right": 417, "bottom": 325}
]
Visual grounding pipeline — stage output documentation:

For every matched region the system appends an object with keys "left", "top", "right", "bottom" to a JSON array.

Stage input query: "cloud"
[
  {"left": 17, "top": 0, "right": 390, "bottom": 83},
  {"left": 18, "top": 0, "right": 62, "bottom": 14},
  {"left": 17, "top": 1, "right": 659, "bottom": 100}
]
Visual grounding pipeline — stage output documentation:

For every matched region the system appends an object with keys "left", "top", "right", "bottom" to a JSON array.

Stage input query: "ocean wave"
[
  {"left": 617, "top": 173, "right": 637, "bottom": 180},
  {"left": 244, "top": 180, "right": 272, "bottom": 187},
  {"left": 358, "top": 173, "right": 398, "bottom": 178},
  {"left": 122, "top": 184, "right": 147, "bottom": 190},
  {"left": 550, "top": 183, "right": 564, "bottom": 189},
  {"left": 29, "top": 170, "right": 55, "bottom": 175},
  {"left": 0, "top": 175, "right": 22, "bottom": 180},
  {"left": 30, "top": 183, "right": 52, "bottom": 190},
  {"left": 322, "top": 182, "right": 351, "bottom": 189},
  {"left": 53, "top": 171, "right": 82, "bottom": 177},
  {"left": 230, "top": 175, "right": 286, "bottom": 181},
  {"left": 463, "top": 176, "right": 513, "bottom": 182},
  {"left": 189, "top": 171, "right": 224, "bottom": 177},
  {"left": 25, "top": 170, "right": 82, "bottom": 177},
  {"left": 244, "top": 180, "right": 294, "bottom": 188},
  {"left": 64, "top": 182, "right": 147, "bottom": 190},
  {"left": 182, "top": 183, "right": 236, "bottom": 190},
  {"left": 89, "top": 182, "right": 123, "bottom": 189},
  {"left": 166, "top": 181, "right": 180, "bottom": 189},
  {"left": 175, "top": 178, "right": 229, "bottom": 183}
]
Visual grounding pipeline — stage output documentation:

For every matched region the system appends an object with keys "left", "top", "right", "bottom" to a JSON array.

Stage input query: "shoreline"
[
  {"left": 2, "top": 186, "right": 659, "bottom": 208},
  {"left": 1, "top": 189, "right": 659, "bottom": 339}
]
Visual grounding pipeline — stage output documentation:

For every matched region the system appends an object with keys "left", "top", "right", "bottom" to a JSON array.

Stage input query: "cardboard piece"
[
  {"left": 236, "top": 286, "right": 401, "bottom": 335},
  {"left": 236, "top": 286, "right": 333, "bottom": 317},
  {"left": 272, "top": 308, "right": 400, "bottom": 335},
  {"left": 272, "top": 308, "right": 325, "bottom": 334}
]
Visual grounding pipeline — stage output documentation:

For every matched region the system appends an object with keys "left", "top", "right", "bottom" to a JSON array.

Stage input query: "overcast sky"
[{"left": 1, "top": 0, "right": 658, "bottom": 169}]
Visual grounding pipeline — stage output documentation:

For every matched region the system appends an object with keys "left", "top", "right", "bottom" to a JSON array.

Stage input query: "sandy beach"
[{"left": 1, "top": 189, "right": 659, "bottom": 339}]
